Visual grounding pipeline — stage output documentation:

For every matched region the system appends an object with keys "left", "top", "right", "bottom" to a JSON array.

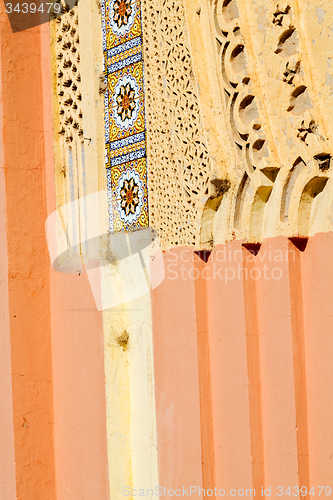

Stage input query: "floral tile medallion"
[{"left": 101, "top": 0, "right": 148, "bottom": 233}]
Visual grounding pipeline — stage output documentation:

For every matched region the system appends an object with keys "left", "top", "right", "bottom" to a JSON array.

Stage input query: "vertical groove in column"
[
  {"left": 194, "top": 253, "right": 216, "bottom": 497},
  {"left": 288, "top": 239, "right": 310, "bottom": 497},
  {"left": 242, "top": 246, "right": 265, "bottom": 500}
]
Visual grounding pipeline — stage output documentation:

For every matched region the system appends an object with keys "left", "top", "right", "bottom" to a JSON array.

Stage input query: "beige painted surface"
[{"left": 100, "top": 246, "right": 159, "bottom": 499}]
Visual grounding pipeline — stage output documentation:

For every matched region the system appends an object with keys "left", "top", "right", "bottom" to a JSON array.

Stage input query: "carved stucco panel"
[{"left": 182, "top": 0, "right": 333, "bottom": 245}]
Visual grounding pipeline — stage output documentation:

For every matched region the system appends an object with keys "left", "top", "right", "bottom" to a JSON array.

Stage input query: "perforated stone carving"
[
  {"left": 141, "top": 0, "right": 213, "bottom": 248},
  {"left": 54, "top": 0, "right": 84, "bottom": 144},
  {"left": 215, "top": 0, "right": 272, "bottom": 177},
  {"left": 50, "top": 0, "right": 88, "bottom": 230}
]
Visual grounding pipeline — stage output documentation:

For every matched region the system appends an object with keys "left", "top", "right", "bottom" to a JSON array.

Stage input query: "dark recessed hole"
[
  {"left": 242, "top": 243, "right": 261, "bottom": 256},
  {"left": 253, "top": 139, "right": 265, "bottom": 151},
  {"left": 289, "top": 237, "right": 308, "bottom": 252},
  {"left": 62, "top": 22, "right": 71, "bottom": 32},
  {"left": 231, "top": 44, "right": 244, "bottom": 58},
  {"left": 275, "top": 27, "right": 298, "bottom": 57},
  {"left": 63, "top": 79, "right": 73, "bottom": 88},
  {"left": 210, "top": 178, "right": 231, "bottom": 197},
  {"left": 195, "top": 250, "right": 212, "bottom": 263},
  {"left": 314, "top": 153, "right": 331, "bottom": 172},
  {"left": 240, "top": 94, "right": 254, "bottom": 110},
  {"left": 63, "top": 60, "right": 72, "bottom": 68},
  {"left": 261, "top": 167, "right": 280, "bottom": 182}
]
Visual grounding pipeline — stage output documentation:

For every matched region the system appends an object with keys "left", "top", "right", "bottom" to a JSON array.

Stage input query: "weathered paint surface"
[
  {"left": 101, "top": 244, "right": 159, "bottom": 499},
  {"left": 0, "top": 23, "right": 16, "bottom": 498}
]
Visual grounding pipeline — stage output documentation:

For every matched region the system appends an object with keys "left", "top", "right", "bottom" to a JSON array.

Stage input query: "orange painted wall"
[
  {"left": 152, "top": 249, "right": 203, "bottom": 498},
  {"left": 0, "top": 11, "right": 57, "bottom": 497},
  {"left": 302, "top": 234, "right": 333, "bottom": 489},
  {"left": 0, "top": 38, "right": 16, "bottom": 498},
  {"left": 152, "top": 234, "right": 333, "bottom": 499},
  {"left": 0, "top": 11, "right": 110, "bottom": 499}
]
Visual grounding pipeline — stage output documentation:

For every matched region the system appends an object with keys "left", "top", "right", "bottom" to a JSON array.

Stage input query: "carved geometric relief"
[
  {"left": 141, "top": 0, "right": 213, "bottom": 248},
  {"left": 50, "top": 0, "right": 87, "bottom": 217}
]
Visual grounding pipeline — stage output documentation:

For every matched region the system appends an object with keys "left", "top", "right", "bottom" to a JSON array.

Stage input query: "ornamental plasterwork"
[
  {"left": 51, "top": 0, "right": 333, "bottom": 249},
  {"left": 179, "top": 0, "right": 333, "bottom": 246},
  {"left": 51, "top": 0, "right": 87, "bottom": 213}
]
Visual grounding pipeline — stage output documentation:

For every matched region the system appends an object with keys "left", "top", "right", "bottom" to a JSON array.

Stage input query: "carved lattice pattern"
[
  {"left": 55, "top": 0, "right": 84, "bottom": 144},
  {"left": 141, "top": 0, "right": 212, "bottom": 247}
]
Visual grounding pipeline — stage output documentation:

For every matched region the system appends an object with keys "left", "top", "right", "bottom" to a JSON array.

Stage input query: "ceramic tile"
[
  {"left": 105, "top": 0, "right": 142, "bottom": 51},
  {"left": 101, "top": 0, "right": 148, "bottom": 233}
]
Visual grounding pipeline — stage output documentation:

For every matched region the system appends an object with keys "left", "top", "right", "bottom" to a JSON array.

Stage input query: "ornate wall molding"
[
  {"left": 181, "top": 0, "right": 333, "bottom": 245},
  {"left": 51, "top": 0, "right": 85, "bottom": 211},
  {"left": 51, "top": 0, "right": 333, "bottom": 250}
]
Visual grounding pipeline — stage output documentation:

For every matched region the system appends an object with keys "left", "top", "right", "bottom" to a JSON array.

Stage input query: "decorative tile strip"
[{"left": 101, "top": 0, "right": 148, "bottom": 232}]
